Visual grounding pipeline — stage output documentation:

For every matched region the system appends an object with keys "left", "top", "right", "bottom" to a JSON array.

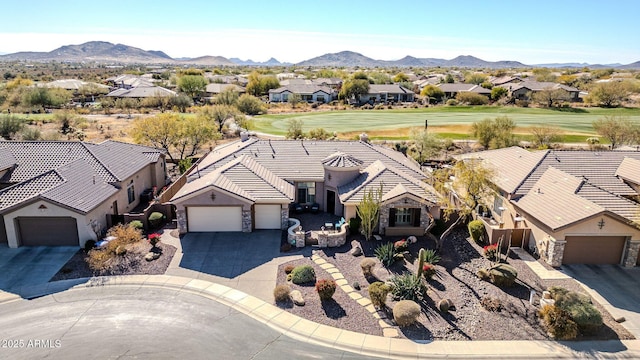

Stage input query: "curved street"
[{"left": 0, "top": 286, "right": 375, "bottom": 360}]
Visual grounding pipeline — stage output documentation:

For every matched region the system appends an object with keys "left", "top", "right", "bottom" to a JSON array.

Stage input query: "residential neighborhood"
[{"left": 1, "top": 2, "right": 640, "bottom": 357}]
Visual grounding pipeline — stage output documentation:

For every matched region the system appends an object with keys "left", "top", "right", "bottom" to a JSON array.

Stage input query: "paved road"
[{"left": 0, "top": 286, "right": 376, "bottom": 360}]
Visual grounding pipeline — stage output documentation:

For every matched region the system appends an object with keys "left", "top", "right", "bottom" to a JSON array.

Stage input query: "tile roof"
[
  {"left": 106, "top": 86, "right": 176, "bottom": 98},
  {"left": 322, "top": 152, "right": 364, "bottom": 168},
  {"left": 338, "top": 160, "right": 438, "bottom": 204},
  {"left": 516, "top": 150, "right": 640, "bottom": 197},
  {"left": 269, "top": 84, "right": 334, "bottom": 95},
  {"left": 456, "top": 147, "right": 548, "bottom": 194},
  {"left": 0, "top": 140, "right": 163, "bottom": 213},
  {"left": 0, "top": 148, "right": 16, "bottom": 171},
  {"left": 43, "top": 79, "right": 109, "bottom": 91},
  {"left": 516, "top": 167, "right": 603, "bottom": 230},
  {"left": 367, "top": 85, "right": 414, "bottom": 94},
  {"left": 173, "top": 155, "right": 294, "bottom": 203},
  {"left": 436, "top": 83, "right": 491, "bottom": 94},
  {"left": 507, "top": 81, "right": 579, "bottom": 93},
  {"left": 615, "top": 157, "right": 640, "bottom": 185},
  {"left": 205, "top": 83, "right": 245, "bottom": 94},
  {"left": 189, "top": 139, "right": 424, "bottom": 184}
]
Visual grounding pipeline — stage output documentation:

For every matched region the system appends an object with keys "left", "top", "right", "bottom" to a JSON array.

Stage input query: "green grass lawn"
[{"left": 253, "top": 106, "right": 640, "bottom": 140}]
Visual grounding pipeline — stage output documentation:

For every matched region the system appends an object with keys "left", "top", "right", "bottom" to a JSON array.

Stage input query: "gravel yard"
[{"left": 276, "top": 228, "right": 634, "bottom": 341}]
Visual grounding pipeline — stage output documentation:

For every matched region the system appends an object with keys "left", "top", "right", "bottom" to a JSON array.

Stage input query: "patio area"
[{"left": 288, "top": 212, "right": 345, "bottom": 247}]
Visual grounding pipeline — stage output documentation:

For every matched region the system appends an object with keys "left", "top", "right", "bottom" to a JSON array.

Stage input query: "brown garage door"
[
  {"left": 563, "top": 236, "right": 626, "bottom": 265},
  {"left": 16, "top": 217, "right": 79, "bottom": 246}
]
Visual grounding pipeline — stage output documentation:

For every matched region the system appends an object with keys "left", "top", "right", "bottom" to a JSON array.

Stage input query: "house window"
[
  {"left": 395, "top": 208, "right": 413, "bottom": 225},
  {"left": 301, "top": 94, "right": 312, "bottom": 102},
  {"left": 282, "top": 93, "right": 289, "bottom": 102},
  {"left": 316, "top": 95, "right": 325, "bottom": 103},
  {"left": 297, "top": 182, "right": 315, "bottom": 204},
  {"left": 493, "top": 196, "right": 504, "bottom": 216},
  {"left": 127, "top": 180, "right": 135, "bottom": 204}
]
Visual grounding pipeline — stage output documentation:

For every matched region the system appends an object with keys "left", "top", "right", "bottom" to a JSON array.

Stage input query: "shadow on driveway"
[
  {"left": 177, "top": 231, "right": 285, "bottom": 278},
  {"left": 0, "top": 244, "right": 78, "bottom": 296}
]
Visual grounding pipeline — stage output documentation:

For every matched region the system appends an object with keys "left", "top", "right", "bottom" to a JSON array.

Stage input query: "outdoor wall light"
[{"left": 598, "top": 218, "right": 605, "bottom": 229}]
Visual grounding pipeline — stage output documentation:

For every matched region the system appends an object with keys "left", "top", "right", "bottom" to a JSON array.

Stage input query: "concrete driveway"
[
  {"left": 164, "top": 231, "right": 305, "bottom": 301},
  {"left": 0, "top": 244, "right": 77, "bottom": 293},
  {"left": 562, "top": 264, "right": 640, "bottom": 338}
]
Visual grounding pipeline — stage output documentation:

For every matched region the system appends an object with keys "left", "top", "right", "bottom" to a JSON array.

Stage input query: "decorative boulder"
[
  {"left": 351, "top": 246, "right": 363, "bottom": 257},
  {"left": 290, "top": 290, "right": 305, "bottom": 306},
  {"left": 407, "top": 236, "right": 418, "bottom": 244},
  {"left": 438, "top": 298, "right": 454, "bottom": 313},
  {"left": 144, "top": 252, "right": 160, "bottom": 261}
]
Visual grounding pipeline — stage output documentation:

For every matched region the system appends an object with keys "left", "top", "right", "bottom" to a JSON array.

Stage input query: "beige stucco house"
[
  {"left": 0, "top": 141, "right": 167, "bottom": 248},
  {"left": 457, "top": 147, "right": 640, "bottom": 267},
  {"left": 170, "top": 138, "right": 439, "bottom": 237}
]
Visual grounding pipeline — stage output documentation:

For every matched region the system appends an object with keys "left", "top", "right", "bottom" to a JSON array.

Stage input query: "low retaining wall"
[{"left": 317, "top": 223, "right": 349, "bottom": 248}]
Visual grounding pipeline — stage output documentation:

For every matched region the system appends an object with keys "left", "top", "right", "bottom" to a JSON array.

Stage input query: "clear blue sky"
[{"left": 1, "top": 0, "right": 638, "bottom": 64}]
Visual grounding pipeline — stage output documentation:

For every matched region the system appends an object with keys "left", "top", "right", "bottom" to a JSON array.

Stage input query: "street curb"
[{"left": 3, "top": 275, "right": 640, "bottom": 360}]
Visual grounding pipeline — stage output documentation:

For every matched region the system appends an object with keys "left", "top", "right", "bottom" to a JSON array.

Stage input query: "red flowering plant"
[
  {"left": 394, "top": 239, "right": 408, "bottom": 252},
  {"left": 422, "top": 263, "right": 436, "bottom": 279},
  {"left": 483, "top": 244, "right": 499, "bottom": 261},
  {"left": 148, "top": 233, "right": 161, "bottom": 249}
]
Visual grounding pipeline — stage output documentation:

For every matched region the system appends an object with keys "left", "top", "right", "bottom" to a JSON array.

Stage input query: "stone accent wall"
[
  {"left": 242, "top": 209, "right": 251, "bottom": 232},
  {"left": 177, "top": 209, "right": 187, "bottom": 234},
  {"left": 379, "top": 198, "right": 430, "bottom": 235},
  {"left": 281, "top": 207, "right": 289, "bottom": 230},
  {"left": 317, "top": 232, "right": 328, "bottom": 248},
  {"left": 623, "top": 240, "right": 640, "bottom": 268},
  {"left": 546, "top": 238, "right": 566, "bottom": 267}
]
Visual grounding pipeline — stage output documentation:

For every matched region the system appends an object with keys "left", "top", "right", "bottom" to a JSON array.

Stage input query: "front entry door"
[{"left": 327, "top": 190, "right": 336, "bottom": 215}]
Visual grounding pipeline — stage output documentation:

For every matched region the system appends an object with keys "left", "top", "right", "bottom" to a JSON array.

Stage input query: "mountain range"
[{"left": 1, "top": 41, "right": 639, "bottom": 69}]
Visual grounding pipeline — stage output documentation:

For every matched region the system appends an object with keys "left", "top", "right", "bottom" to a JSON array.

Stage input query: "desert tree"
[
  {"left": 432, "top": 159, "right": 495, "bottom": 250},
  {"left": 197, "top": 104, "right": 238, "bottom": 133},
  {"left": 0, "top": 114, "right": 25, "bottom": 140},
  {"left": 529, "top": 124, "right": 562, "bottom": 149},
  {"left": 288, "top": 93, "right": 303, "bottom": 108},
  {"left": 490, "top": 86, "right": 508, "bottom": 101},
  {"left": 214, "top": 87, "right": 239, "bottom": 106},
  {"left": 177, "top": 75, "right": 207, "bottom": 100},
  {"left": 173, "top": 114, "right": 221, "bottom": 161},
  {"left": 170, "top": 94, "right": 193, "bottom": 112},
  {"left": 393, "top": 72, "right": 409, "bottom": 83},
  {"left": 339, "top": 79, "right": 370, "bottom": 102},
  {"left": 465, "top": 73, "right": 488, "bottom": 85},
  {"left": 455, "top": 92, "right": 489, "bottom": 105},
  {"left": 585, "top": 81, "right": 629, "bottom": 107},
  {"left": 236, "top": 94, "right": 266, "bottom": 115},
  {"left": 130, "top": 113, "right": 181, "bottom": 163},
  {"left": 471, "top": 116, "right": 517, "bottom": 149},
  {"left": 531, "top": 88, "right": 571, "bottom": 107},
  {"left": 409, "top": 128, "right": 443, "bottom": 164},
  {"left": 357, "top": 185, "right": 383, "bottom": 241},
  {"left": 420, "top": 85, "right": 445, "bottom": 104},
  {"left": 285, "top": 118, "right": 304, "bottom": 139},
  {"left": 592, "top": 115, "right": 639, "bottom": 149}
]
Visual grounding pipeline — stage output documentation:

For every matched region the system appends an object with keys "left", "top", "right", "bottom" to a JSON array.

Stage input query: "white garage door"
[
  {"left": 255, "top": 204, "right": 281, "bottom": 229},
  {"left": 187, "top": 206, "right": 242, "bottom": 232}
]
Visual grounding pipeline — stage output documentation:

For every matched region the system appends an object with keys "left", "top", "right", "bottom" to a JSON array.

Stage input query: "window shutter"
[
  {"left": 389, "top": 208, "right": 396, "bottom": 227},
  {"left": 413, "top": 208, "right": 421, "bottom": 227}
]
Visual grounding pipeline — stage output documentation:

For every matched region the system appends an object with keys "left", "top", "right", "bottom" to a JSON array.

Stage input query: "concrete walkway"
[
  {"left": 2, "top": 275, "right": 638, "bottom": 359},
  {"left": 511, "top": 248, "right": 570, "bottom": 280}
]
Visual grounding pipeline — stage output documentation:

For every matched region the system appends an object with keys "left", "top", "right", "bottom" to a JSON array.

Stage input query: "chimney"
[
  {"left": 240, "top": 131, "right": 249, "bottom": 142},
  {"left": 359, "top": 133, "right": 369, "bottom": 143}
]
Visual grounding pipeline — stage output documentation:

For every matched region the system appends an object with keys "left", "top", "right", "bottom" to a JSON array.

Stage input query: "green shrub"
[
  {"left": 368, "top": 282, "right": 392, "bottom": 308},
  {"left": 389, "top": 273, "right": 425, "bottom": 302},
  {"left": 273, "top": 284, "right": 291, "bottom": 302},
  {"left": 550, "top": 287, "right": 602, "bottom": 333},
  {"left": 148, "top": 212, "right": 165, "bottom": 228},
  {"left": 129, "top": 220, "right": 143, "bottom": 230},
  {"left": 360, "top": 258, "right": 377, "bottom": 277},
  {"left": 315, "top": 279, "right": 337, "bottom": 300},
  {"left": 468, "top": 220, "right": 484, "bottom": 243},
  {"left": 374, "top": 243, "right": 398, "bottom": 267},
  {"left": 539, "top": 305, "right": 578, "bottom": 340},
  {"left": 393, "top": 300, "right": 421, "bottom": 327},
  {"left": 290, "top": 265, "right": 316, "bottom": 284},
  {"left": 349, "top": 217, "right": 361, "bottom": 235},
  {"left": 422, "top": 249, "right": 441, "bottom": 265}
]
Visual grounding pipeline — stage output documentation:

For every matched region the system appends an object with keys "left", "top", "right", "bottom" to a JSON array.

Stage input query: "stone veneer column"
[
  {"left": 546, "top": 238, "right": 566, "bottom": 268},
  {"left": 280, "top": 207, "right": 289, "bottom": 230},
  {"left": 317, "top": 232, "right": 328, "bottom": 248},
  {"left": 623, "top": 240, "right": 640, "bottom": 268},
  {"left": 242, "top": 209, "right": 251, "bottom": 232},
  {"left": 379, "top": 206, "right": 389, "bottom": 235},
  {"left": 177, "top": 209, "right": 187, "bottom": 234}
]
